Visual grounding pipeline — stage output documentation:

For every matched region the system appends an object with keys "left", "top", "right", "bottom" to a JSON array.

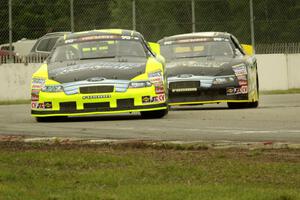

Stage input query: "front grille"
[
  {"left": 117, "top": 99, "right": 134, "bottom": 109},
  {"left": 80, "top": 86, "right": 114, "bottom": 94},
  {"left": 60, "top": 102, "right": 77, "bottom": 112},
  {"left": 83, "top": 102, "right": 110, "bottom": 111},
  {"left": 169, "top": 81, "right": 200, "bottom": 89}
]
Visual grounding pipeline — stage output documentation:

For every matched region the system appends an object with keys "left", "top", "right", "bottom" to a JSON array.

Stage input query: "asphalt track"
[{"left": 0, "top": 94, "right": 300, "bottom": 143}]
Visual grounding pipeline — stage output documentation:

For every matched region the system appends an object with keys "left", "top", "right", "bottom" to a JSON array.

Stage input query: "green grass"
[
  {"left": 0, "top": 142, "right": 300, "bottom": 200},
  {"left": 261, "top": 88, "right": 300, "bottom": 95}
]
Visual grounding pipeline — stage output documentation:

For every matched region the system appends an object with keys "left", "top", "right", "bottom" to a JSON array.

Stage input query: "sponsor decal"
[
  {"left": 31, "top": 102, "right": 38, "bottom": 109},
  {"left": 32, "top": 102, "right": 45, "bottom": 109},
  {"left": 172, "top": 88, "right": 197, "bottom": 93},
  {"left": 65, "top": 35, "right": 139, "bottom": 44},
  {"left": 226, "top": 86, "right": 248, "bottom": 96},
  {"left": 240, "top": 86, "right": 248, "bottom": 94},
  {"left": 142, "top": 94, "right": 165, "bottom": 104},
  {"left": 44, "top": 102, "right": 53, "bottom": 109},
  {"left": 148, "top": 71, "right": 163, "bottom": 83},
  {"left": 50, "top": 62, "right": 145, "bottom": 76},
  {"left": 237, "top": 75, "right": 247, "bottom": 81},
  {"left": 31, "top": 89, "right": 41, "bottom": 101},
  {"left": 31, "top": 94, "right": 39, "bottom": 101},
  {"left": 142, "top": 96, "right": 151, "bottom": 103},
  {"left": 82, "top": 95, "right": 111, "bottom": 100},
  {"left": 155, "top": 84, "right": 165, "bottom": 94},
  {"left": 232, "top": 64, "right": 247, "bottom": 76},
  {"left": 238, "top": 80, "right": 248, "bottom": 86}
]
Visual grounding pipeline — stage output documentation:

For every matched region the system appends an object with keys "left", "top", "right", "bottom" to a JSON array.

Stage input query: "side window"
[
  {"left": 36, "top": 37, "right": 59, "bottom": 52},
  {"left": 230, "top": 36, "right": 245, "bottom": 55}
]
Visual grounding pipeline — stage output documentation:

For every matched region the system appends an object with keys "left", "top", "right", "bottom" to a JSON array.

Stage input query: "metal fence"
[{"left": 0, "top": 0, "right": 299, "bottom": 61}]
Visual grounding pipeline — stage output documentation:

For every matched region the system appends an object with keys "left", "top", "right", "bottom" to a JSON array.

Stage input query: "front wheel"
[
  {"left": 36, "top": 116, "right": 67, "bottom": 122},
  {"left": 140, "top": 109, "right": 168, "bottom": 119}
]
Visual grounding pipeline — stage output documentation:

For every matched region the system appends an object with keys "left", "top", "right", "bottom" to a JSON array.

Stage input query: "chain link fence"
[{"left": 0, "top": 0, "right": 299, "bottom": 60}]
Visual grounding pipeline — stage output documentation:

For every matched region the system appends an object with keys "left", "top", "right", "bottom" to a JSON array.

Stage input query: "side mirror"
[
  {"left": 241, "top": 44, "right": 254, "bottom": 56},
  {"left": 148, "top": 42, "right": 161, "bottom": 55}
]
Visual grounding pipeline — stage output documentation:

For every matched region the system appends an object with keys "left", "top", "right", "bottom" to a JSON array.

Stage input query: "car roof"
[
  {"left": 63, "top": 29, "right": 143, "bottom": 41},
  {"left": 158, "top": 32, "right": 232, "bottom": 44},
  {"left": 42, "top": 32, "right": 71, "bottom": 38}
]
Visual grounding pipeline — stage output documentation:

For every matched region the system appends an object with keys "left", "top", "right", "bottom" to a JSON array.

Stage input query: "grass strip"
[{"left": 0, "top": 142, "right": 299, "bottom": 200}]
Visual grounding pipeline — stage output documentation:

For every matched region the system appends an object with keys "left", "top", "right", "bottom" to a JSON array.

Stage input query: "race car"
[
  {"left": 31, "top": 29, "right": 168, "bottom": 122},
  {"left": 158, "top": 32, "right": 259, "bottom": 108}
]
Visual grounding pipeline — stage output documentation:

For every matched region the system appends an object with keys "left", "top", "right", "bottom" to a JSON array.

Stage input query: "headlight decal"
[
  {"left": 41, "top": 85, "right": 64, "bottom": 93},
  {"left": 128, "top": 81, "right": 152, "bottom": 88},
  {"left": 212, "top": 76, "right": 235, "bottom": 85}
]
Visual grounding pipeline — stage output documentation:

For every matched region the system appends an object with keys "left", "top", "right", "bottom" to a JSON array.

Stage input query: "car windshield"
[
  {"left": 161, "top": 40, "right": 234, "bottom": 62},
  {"left": 49, "top": 39, "right": 147, "bottom": 63}
]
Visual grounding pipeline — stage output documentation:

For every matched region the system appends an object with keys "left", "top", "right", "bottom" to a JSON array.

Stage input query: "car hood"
[
  {"left": 47, "top": 59, "right": 147, "bottom": 83},
  {"left": 166, "top": 57, "right": 245, "bottom": 77}
]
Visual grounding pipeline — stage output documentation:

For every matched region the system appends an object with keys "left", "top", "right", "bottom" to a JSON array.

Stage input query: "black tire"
[
  {"left": 140, "top": 109, "right": 168, "bottom": 119},
  {"left": 36, "top": 116, "right": 67, "bottom": 122},
  {"left": 227, "top": 102, "right": 249, "bottom": 109}
]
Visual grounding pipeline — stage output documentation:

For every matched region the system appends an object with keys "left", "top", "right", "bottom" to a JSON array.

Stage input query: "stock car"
[
  {"left": 31, "top": 29, "right": 168, "bottom": 122},
  {"left": 158, "top": 32, "right": 259, "bottom": 108}
]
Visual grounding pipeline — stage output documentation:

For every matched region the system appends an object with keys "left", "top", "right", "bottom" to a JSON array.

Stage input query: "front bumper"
[
  {"left": 31, "top": 87, "right": 167, "bottom": 117},
  {"left": 169, "top": 87, "right": 249, "bottom": 105},
  {"left": 168, "top": 77, "right": 249, "bottom": 105}
]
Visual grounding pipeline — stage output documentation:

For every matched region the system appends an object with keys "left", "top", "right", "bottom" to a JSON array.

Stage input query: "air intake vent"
[
  {"left": 83, "top": 102, "right": 110, "bottom": 111},
  {"left": 80, "top": 86, "right": 114, "bottom": 94},
  {"left": 60, "top": 102, "right": 77, "bottom": 112},
  {"left": 169, "top": 81, "right": 200, "bottom": 89},
  {"left": 117, "top": 99, "right": 134, "bottom": 109}
]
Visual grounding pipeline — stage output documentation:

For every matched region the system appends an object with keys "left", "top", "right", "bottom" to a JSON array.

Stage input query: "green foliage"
[{"left": 0, "top": 0, "right": 299, "bottom": 45}]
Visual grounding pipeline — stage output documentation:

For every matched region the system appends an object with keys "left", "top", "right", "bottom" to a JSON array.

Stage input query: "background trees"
[{"left": 0, "top": 0, "right": 299, "bottom": 45}]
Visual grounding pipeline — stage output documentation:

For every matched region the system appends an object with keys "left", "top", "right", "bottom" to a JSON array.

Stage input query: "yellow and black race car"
[
  {"left": 31, "top": 29, "right": 168, "bottom": 122},
  {"left": 158, "top": 32, "right": 259, "bottom": 109}
]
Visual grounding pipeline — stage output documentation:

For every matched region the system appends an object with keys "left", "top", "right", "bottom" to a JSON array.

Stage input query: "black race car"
[{"left": 158, "top": 32, "right": 259, "bottom": 108}]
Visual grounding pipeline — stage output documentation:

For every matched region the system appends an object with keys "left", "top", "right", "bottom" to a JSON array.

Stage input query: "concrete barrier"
[
  {"left": 0, "top": 54, "right": 299, "bottom": 101},
  {"left": 0, "top": 64, "right": 40, "bottom": 101},
  {"left": 256, "top": 54, "right": 300, "bottom": 91}
]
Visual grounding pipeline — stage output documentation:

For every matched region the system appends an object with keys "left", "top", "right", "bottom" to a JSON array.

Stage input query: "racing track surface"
[{"left": 0, "top": 94, "right": 300, "bottom": 143}]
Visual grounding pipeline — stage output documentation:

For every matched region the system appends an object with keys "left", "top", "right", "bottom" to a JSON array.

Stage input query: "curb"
[{"left": 1, "top": 135, "right": 300, "bottom": 150}]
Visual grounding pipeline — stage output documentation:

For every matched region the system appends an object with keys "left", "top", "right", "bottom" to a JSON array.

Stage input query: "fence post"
[
  {"left": 8, "top": 0, "right": 13, "bottom": 62},
  {"left": 191, "top": 0, "right": 196, "bottom": 33},
  {"left": 132, "top": 0, "right": 136, "bottom": 30},
  {"left": 250, "top": 0, "right": 255, "bottom": 54},
  {"left": 70, "top": 0, "right": 75, "bottom": 32}
]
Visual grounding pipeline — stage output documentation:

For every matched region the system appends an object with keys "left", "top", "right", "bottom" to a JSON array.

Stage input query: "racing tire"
[
  {"left": 227, "top": 102, "right": 249, "bottom": 109},
  {"left": 140, "top": 109, "right": 168, "bottom": 119},
  {"left": 36, "top": 116, "right": 67, "bottom": 123}
]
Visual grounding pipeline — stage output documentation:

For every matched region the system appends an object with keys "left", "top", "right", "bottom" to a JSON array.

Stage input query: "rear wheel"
[{"left": 140, "top": 109, "right": 168, "bottom": 119}]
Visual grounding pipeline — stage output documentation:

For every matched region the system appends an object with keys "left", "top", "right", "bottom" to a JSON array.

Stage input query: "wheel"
[
  {"left": 140, "top": 109, "right": 168, "bottom": 119},
  {"left": 227, "top": 102, "right": 250, "bottom": 109},
  {"left": 36, "top": 116, "right": 67, "bottom": 122}
]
